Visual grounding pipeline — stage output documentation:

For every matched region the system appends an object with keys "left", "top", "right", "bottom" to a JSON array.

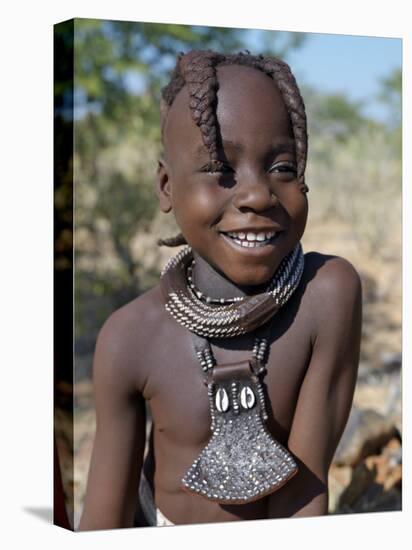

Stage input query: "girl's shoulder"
[
  {"left": 301, "top": 250, "right": 362, "bottom": 339},
  {"left": 303, "top": 250, "right": 362, "bottom": 296},
  {"left": 90, "top": 283, "right": 174, "bottom": 393},
  {"left": 98, "top": 283, "right": 168, "bottom": 344}
]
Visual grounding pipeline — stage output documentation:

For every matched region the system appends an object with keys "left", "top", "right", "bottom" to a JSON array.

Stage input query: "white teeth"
[
  {"left": 225, "top": 230, "right": 278, "bottom": 248},
  {"left": 228, "top": 230, "right": 277, "bottom": 241},
  {"left": 231, "top": 236, "right": 273, "bottom": 248}
]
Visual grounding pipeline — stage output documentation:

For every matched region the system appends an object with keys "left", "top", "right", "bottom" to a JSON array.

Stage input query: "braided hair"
[{"left": 158, "top": 49, "right": 308, "bottom": 247}]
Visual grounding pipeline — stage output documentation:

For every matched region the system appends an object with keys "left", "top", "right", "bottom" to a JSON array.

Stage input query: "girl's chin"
[{"left": 225, "top": 270, "right": 276, "bottom": 291}]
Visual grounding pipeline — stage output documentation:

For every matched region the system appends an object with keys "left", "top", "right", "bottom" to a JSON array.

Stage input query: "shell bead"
[
  {"left": 215, "top": 388, "right": 229, "bottom": 413},
  {"left": 240, "top": 386, "right": 256, "bottom": 409}
]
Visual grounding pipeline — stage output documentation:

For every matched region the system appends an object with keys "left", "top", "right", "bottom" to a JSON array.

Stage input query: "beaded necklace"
[{"left": 161, "top": 243, "right": 304, "bottom": 338}]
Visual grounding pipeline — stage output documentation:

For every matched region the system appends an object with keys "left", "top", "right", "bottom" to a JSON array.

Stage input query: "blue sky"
[{"left": 247, "top": 30, "right": 402, "bottom": 122}]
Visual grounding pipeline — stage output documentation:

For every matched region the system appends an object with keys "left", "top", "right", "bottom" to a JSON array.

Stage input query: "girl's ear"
[{"left": 156, "top": 157, "right": 172, "bottom": 213}]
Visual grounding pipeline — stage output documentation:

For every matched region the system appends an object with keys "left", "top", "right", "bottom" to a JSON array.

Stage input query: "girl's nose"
[{"left": 232, "top": 174, "right": 277, "bottom": 213}]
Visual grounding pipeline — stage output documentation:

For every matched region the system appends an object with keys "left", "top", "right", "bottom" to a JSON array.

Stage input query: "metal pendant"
[{"left": 181, "top": 361, "right": 298, "bottom": 504}]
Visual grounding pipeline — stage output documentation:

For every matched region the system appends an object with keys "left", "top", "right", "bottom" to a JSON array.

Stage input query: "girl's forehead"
[
  {"left": 216, "top": 64, "right": 282, "bottom": 99},
  {"left": 163, "top": 64, "right": 293, "bottom": 157},
  {"left": 215, "top": 65, "right": 291, "bottom": 133}
]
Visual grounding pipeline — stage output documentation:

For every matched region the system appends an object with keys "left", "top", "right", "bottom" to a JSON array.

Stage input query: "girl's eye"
[{"left": 269, "top": 162, "right": 297, "bottom": 175}]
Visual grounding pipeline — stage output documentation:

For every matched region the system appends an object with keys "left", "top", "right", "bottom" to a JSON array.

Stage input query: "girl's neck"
[{"left": 192, "top": 252, "right": 259, "bottom": 300}]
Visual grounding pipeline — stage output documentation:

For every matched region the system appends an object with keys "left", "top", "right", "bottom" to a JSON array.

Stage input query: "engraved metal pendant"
[{"left": 181, "top": 361, "right": 298, "bottom": 504}]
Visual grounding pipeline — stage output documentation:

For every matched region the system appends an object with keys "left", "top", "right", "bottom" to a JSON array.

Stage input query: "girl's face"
[{"left": 158, "top": 64, "right": 308, "bottom": 287}]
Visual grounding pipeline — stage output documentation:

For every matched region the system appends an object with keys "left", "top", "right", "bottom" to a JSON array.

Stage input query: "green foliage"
[
  {"left": 73, "top": 19, "right": 244, "bottom": 123},
  {"left": 377, "top": 68, "right": 402, "bottom": 129},
  {"left": 251, "top": 29, "right": 307, "bottom": 59},
  {"left": 303, "top": 86, "right": 372, "bottom": 141}
]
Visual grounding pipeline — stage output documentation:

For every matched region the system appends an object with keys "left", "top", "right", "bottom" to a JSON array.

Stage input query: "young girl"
[{"left": 78, "top": 50, "right": 362, "bottom": 529}]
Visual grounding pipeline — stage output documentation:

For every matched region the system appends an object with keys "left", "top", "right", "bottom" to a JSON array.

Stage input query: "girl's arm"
[
  {"left": 268, "top": 256, "right": 362, "bottom": 517},
  {"left": 78, "top": 313, "right": 147, "bottom": 530}
]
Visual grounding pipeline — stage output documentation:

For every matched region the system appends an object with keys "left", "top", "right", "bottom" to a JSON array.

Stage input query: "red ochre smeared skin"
[{"left": 78, "top": 64, "right": 362, "bottom": 530}]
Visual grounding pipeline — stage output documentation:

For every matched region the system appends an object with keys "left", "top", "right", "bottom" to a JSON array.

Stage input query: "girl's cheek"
[
  {"left": 186, "top": 185, "right": 222, "bottom": 209},
  {"left": 278, "top": 185, "right": 308, "bottom": 212}
]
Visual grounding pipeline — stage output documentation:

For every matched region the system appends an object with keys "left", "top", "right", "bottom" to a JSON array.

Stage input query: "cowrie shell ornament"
[
  {"left": 240, "top": 386, "right": 256, "bottom": 409},
  {"left": 215, "top": 388, "right": 229, "bottom": 413}
]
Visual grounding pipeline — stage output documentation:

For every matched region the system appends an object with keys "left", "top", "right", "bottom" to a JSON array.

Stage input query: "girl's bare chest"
[{"left": 144, "top": 312, "right": 312, "bottom": 447}]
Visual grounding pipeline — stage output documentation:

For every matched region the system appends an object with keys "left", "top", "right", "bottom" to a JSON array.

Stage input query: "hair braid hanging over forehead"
[
  {"left": 162, "top": 50, "right": 225, "bottom": 162},
  {"left": 158, "top": 49, "right": 308, "bottom": 248},
  {"left": 258, "top": 56, "right": 307, "bottom": 184}
]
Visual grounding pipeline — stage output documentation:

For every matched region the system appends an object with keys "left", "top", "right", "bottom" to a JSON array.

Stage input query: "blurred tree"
[
  {"left": 248, "top": 28, "right": 306, "bottom": 59},
  {"left": 376, "top": 67, "right": 402, "bottom": 157},
  {"left": 377, "top": 67, "right": 401, "bottom": 130},
  {"left": 302, "top": 86, "right": 372, "bottom": 142}
]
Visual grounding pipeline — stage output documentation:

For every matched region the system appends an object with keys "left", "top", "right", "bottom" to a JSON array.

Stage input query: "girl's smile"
[{"left": 220, "top": 223, "right": 283, "bottom": 251}]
